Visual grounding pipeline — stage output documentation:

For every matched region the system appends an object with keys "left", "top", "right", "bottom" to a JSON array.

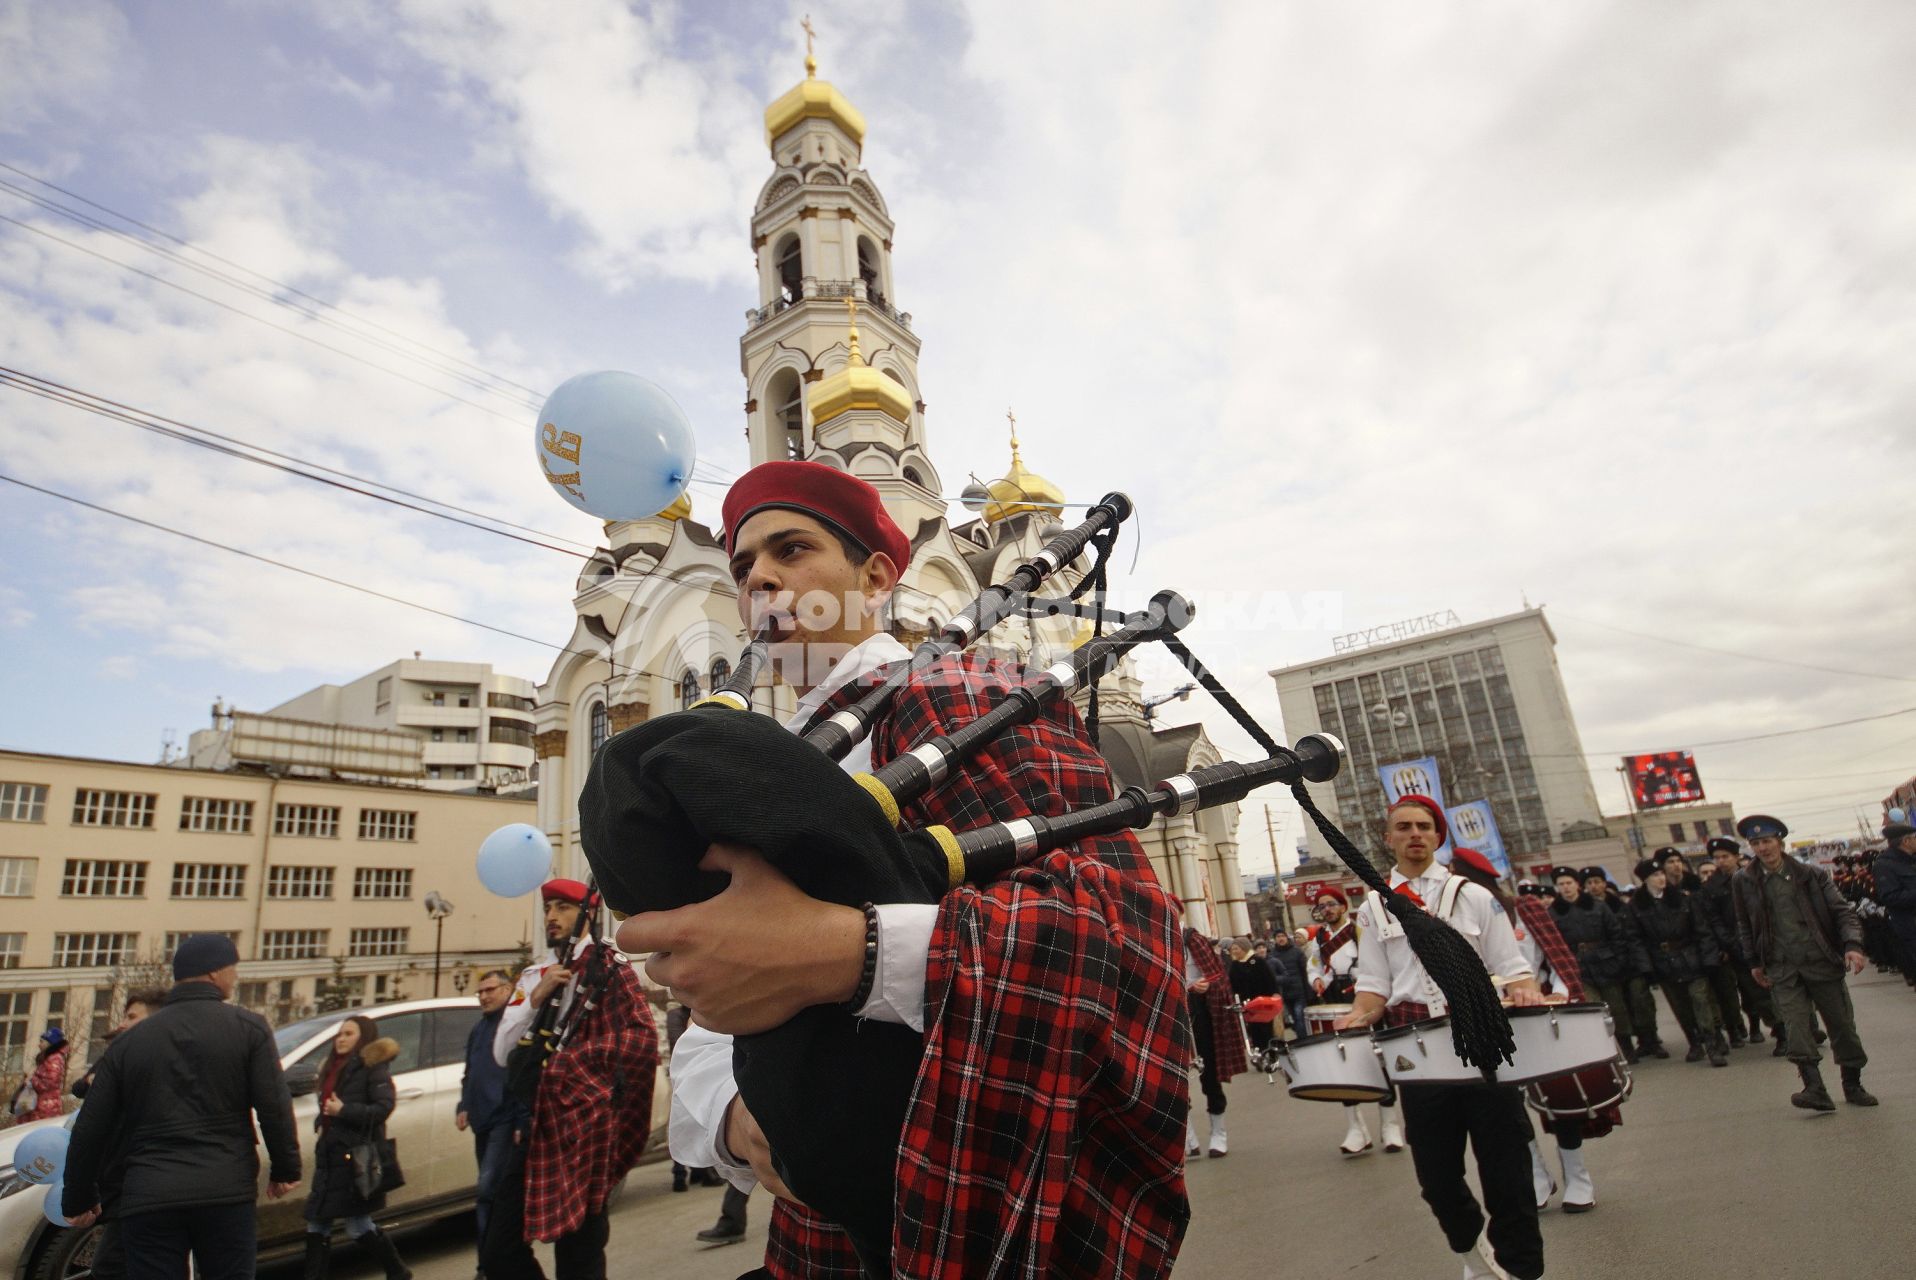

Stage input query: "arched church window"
[
  {"left": 857, "top": 237, "right": 883, "bottom": 304},
  {"left": 767, "top": 368, "right": 805, "bottom": 461},
  {"left": 776, "top": 235, "right": 803, "bottom": 302},
  {"left": 709, "top": 657, "right": 731, "bottom": 691},
  {"left": 903, "top": 466, "right": 925, "bottom": 487},
  {"left": 589, "top": 701, "right": 608, "bottom": 754},
  {"left": 679, "top": 668, "right": 702, "bottom": 710}
]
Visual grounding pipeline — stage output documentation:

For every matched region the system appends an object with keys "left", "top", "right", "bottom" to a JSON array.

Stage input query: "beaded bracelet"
[{"left": 843, "top": 902, "right": 880, "bottom": 1011}]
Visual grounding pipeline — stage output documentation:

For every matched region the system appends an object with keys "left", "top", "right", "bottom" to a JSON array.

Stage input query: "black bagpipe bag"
[{"left": 578, "top": 705, "right": 950, "bottom": 1270}]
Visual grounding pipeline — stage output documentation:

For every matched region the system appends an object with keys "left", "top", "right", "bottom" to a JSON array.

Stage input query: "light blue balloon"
[
  {"left": 536, "top": 371, "right": 696, "bottom": 521},
  {"left": 42, "top": 1175, "right": 69, "bottom": 1227},
  {"left": 478, "top": 824, "right": 553, "bottom": 898},
  {"left": 14, "top": 1125, "right": 68, "bottom": 1186}
]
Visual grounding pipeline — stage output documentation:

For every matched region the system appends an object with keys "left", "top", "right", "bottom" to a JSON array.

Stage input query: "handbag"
[{"left": 348, "top": 1135, "right": 406, "bottom": 1198}]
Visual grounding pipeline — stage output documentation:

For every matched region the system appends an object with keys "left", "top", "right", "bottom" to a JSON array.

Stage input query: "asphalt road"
[{"left": 297, "top": 972, "right": 1914, "bottom": 1279}]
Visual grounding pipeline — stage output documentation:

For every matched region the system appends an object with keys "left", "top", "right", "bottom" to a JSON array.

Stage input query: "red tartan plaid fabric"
[
  {"left": 766, "top": 651, "right": 1192, "bottom": 1280},
  {"left": 524, "top": 944, "right": 658, "bottom": 1241},
  {"left": 1183, "top": 929, "right": 1248, "bottom": 1081},
  {"left": 1383, "top": 1000, "right": 1435, "bottom": 1029},
  {"left": 1514, "top": 894, "right": 1584, "bottom": 1002}
]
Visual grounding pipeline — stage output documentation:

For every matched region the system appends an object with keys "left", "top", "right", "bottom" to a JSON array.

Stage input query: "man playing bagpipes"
[
  {"left": 1181, "top": 928, "right": 1245, "bottom": 1158},
  {"left": 613, "top": 462, "right": 1192, "bottom": 1278},
  {"left": 486, "top": 879, "right": 657, "bottom": 1280}
]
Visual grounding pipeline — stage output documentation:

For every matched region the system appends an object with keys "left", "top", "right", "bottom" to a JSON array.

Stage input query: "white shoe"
[
  {"left": 1462, "top": 1242, "right": 1512, "bottom": 1280},
  {"left": 1560, "top": 1147, "right": 1595, "bottom": 1213},
  {"left": 1185, "top": 1116, "right": 1201, "bottom": 1158},
  {"left": 1379, "top": 1105, "right": 1405, "bottom": 1153},
  {"left": 1207, "top": 1112, "right": 1228, "bottom": 1157},
  {"left": 1339, "top": 1108, "right": 1372, "bottom": 1156},
  {"left": 1528, "top": 1139, "right": 1556, "bottom": 1209}
]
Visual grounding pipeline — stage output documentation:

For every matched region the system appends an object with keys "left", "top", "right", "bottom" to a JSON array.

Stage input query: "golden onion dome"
[
  {"left": 983, "top": 414, "right": 1066, "bottom": 523},
  {"left": 656, "top": 490, "right": 692, "bottom": 522},
  {"left": 808, "top": 298, "right": 913, "bottom": 426},
  {"left": 764, "top": 54, "right": 866, "bottom": 152}
]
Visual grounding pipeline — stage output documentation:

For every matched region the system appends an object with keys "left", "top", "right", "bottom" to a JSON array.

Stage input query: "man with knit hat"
[
  {"left": 63, "top": 933, "right": 300, "bottom": 1280},
  {"left": 1304, "top": 885, "right": 1403, "bottom": 1156},
  {"left": 1338, "top": 796, "right": 1546, "bottom": 1280},
  {"left": 1730, "top": 814, "right": 1877, "bottom": 1110},
  {"left": 486, "top": 878, "right": 656, "bottom": 1280},
  {"left": 622, "top": 461, "right": 1189, "bottom": 1278}
]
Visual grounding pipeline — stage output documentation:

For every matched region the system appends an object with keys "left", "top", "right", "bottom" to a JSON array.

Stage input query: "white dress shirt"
[
  {"left": 492, "top": 932, "right": 596, "bottom": 1067},
  {"left": 1353, "top": 864, "right": 1532, "bottom": 1013},
  {"left": 667, "top": 632, "right": 939, "bottom": 1186}
]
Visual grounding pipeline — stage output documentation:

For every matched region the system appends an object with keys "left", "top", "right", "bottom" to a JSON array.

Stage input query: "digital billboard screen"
[{"left": 1624, "top": 751, "right": 1706, "bottom": 810}]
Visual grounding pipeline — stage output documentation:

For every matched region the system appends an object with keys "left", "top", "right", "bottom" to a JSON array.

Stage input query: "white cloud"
[{"left": 0, "top": 0, "right": 132, "bottom": 134}]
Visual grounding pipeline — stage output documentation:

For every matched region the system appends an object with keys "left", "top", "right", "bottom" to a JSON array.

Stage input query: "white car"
[{"left": 2, "top": 995, "right": 670, "bottom": 1280}]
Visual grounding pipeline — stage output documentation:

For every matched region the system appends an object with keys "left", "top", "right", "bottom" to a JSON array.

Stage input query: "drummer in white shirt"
[{"left": 1335, "top": 795, "right": 1546, "bottom": 1280}]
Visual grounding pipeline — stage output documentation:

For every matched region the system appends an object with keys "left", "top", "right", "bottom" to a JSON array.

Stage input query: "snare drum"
[
  {"left": 1303, "top": 1003, "right": 1352, "bottom": 1037},
  {"left": 1372, "top": 1017, "right": 1482, "bottom": 1086},
  {"left": 1277, "top": 1028, "right": 1390, "bottom": 1102},
  {"left": 1501, "top": 1003, "right": 1619, "bottom": 1086},
  {"left": 1525, "top": 1060, "right": 1632, "bottom": 1121}
]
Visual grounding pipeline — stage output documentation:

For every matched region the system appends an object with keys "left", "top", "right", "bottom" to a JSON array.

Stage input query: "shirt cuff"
[
  {"left": 857, "top": 904, "right": 938, "bottom": 1033},
  {"left": 666, "top": 1024, "right": 755, "bottom": 1189}
]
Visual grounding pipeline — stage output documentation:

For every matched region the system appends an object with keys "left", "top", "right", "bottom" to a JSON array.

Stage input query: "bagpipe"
[{"left": 576, "top": 494, "right": 1512, "bottom": 1269}]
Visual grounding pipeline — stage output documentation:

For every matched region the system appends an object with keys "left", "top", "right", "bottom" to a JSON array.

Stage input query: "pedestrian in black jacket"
[
  {"left": 303, "top": 1015, "right": 409, "bottom": 1280},
  {"left": 65, "top": 987, "right": 167, "bottom": 1280},
  {"left": 1227, "top": 939, "right": 1281, "bottom": 1053},
  {"left": 1697, "top": 838, "right": 1780, "bottom": 1046},
  {"left": 62, "top": 934, "right": 301, "bottom": 1280},
  {"left": 1263, "top": 932, "right": 1313, "bottom": 1039},
  {"left": 1628, "top": 859, "right": 1728, "bottom": 1066},
  {"left": 1548, "top": 869, "right": 1643, "bottom": 1061},
  {"left": 1875, "top": 823, "right": 1916, "bottom": 985}
]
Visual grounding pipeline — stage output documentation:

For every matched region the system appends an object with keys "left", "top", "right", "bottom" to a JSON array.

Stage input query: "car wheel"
[{"left": 31, "top": 1224, "right": 100, "bottom": 1280}]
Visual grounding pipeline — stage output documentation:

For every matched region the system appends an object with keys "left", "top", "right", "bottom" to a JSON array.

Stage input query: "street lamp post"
[{"left": 424, "top": 891, "right": 455, "bottom": 998}]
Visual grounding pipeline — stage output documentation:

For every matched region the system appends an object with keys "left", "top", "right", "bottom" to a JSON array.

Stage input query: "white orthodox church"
[{"left": 530, "top": 49, "right": 1249, "bottom": 935}]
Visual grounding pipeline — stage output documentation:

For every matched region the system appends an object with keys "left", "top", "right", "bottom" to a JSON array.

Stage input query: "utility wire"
[
  {"left": 1555, "top": 611, "right": 1916, "bottom": 684},
  {"left": 0, "top": 472, "right": 737, "bottom": 686},
  {"left": 0, "top": 159, "right": 547, "bottom": 401}
]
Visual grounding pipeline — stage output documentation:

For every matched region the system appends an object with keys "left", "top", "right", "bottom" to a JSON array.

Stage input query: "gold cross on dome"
[
  {"left": 802, "top": 14, "right": 817, "bottom": 60},
  {"left": 1006, "top": 408, "right": 1021, "bottom": 459}
]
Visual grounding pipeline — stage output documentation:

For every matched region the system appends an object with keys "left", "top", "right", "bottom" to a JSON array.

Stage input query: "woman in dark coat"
[
  {"left": 1627, "top": 860, "right": 1728, "bottom": 1066},
  {"left": 1226, "top": 938, "right": 1282, "bottom": 1054},
  {"left": 303, "top": 1015, "right": 409, "bottom": 1280}
]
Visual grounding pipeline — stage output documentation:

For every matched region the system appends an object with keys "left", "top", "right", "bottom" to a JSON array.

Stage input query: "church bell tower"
[{"left": 738, "top": 26, "right": 945, "bottom": 535}]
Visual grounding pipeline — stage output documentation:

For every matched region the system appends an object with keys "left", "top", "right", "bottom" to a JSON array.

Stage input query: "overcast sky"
[{"left": 3, "top": 0, "right": 1912, "bottom": 870}]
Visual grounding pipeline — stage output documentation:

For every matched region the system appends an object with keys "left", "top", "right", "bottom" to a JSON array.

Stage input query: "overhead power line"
[
  {"left": 0, "top": 472, "right": 730, "bottom": 686},
  {"left": 1555, "top": 611, "right": 1916, "bottom": 684}
]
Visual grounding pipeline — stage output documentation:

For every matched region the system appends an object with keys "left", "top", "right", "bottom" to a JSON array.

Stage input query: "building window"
[
  {"left": 72, "top": 790, "right": 157, "bottom": 829},
  {"left": 0, "top": 991, "right": 32, "bottom": 1076},
  {"left": 710, "top": 657, "right": 731, "bottom": 692},
  {"left": 488, "top": 692, "right": 536, "bottom": 712},
  {"left": 0, "top": 782, "right": 48, "bottom": 823},
  {"left": 490, "top": 722, "right": 533, "bottom": 748},
  {"left": 589, "top": 701, "right": 609, "bottom": 753},
  {"left": 237, "top": 980, "right": 270, "bottom": 1011},
  {"left": 52, "top": 933, "right": 138, "bottom": 968},
  {"left": 431, "top": 729, "right": 444, "bottom": 742},
  {"left": 171, "top": 863, "right": 247, "bottom": 899},
  {"left": 455, "top": 728, "right": 474, "bottom": 743},
  {"left": 375, "top": 676, "right": 392, "bottom": 713},
  {"left": 61, "top": 859, "right": 147, "bottom": 897},
  {"left": 180, "top": 797, "right": 254, "bottom": 834},
  {"left": 453, "top": 767, "right": 473, "bottom": 780},
  {"left": 431, "top": 691, "right": 445, "bottom": 706},
  {"left": 679, "top": 669, "right": 701, "bottom": 710},
  {"left": 0, "top": 935, "right": 21, "bottom": 969},
  {"left": 0, "top": 857, "right": 35, "bottom": 897},
  {"left": 1669, "top": 823, "right": 1685, "bottom": 842},
  {"left": 46, "top": 991, "right": 65, "bottom": 1035},
  {"left": 1718, "top": 818, "right": 1734, "bottom": 836},
  {"left": 260, "top": 930, "right": 328, "bottom": 961},
  {"left": 457, "top": 695, "right": 470, "bottom": 708},
  {"left": 1693, "top": 821, "right": 1709, "bottom": 841},
  {"left": 163, "top": 930, "right": 239, "bottom": 958},
  {"left": 353, "top": 867, "right": 413, "bottom": 900},
  {"left": 266, "top": 865, "right": 335, "bottom": 899},
  {"left": 349, "top": 927, "right": 409, "bottom": 958},
  {"left": 358, "top": 810, "right": 417, "bottom": 842},
  {"left": 426, "top": 766, "right": 442, "bottom": 780},
  {"left": 274, "top": 804, "right": 340, "bottom": 838}
]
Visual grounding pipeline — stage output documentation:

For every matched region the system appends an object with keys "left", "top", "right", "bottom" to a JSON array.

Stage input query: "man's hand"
[
  {"left": 322, "top": 1096, "right": 344, "bottom": 1117},
  {"left": 1751, "top": 966, "right": 1771, "bottom": 989},
  {"left": 455, "top": 1109, "right": 469, "bottom": 1132},
  {"left": 1845, "top": 949, "right": 1866, "bottom": 976},
  {"left": 530, "top": 967, "right": 573, "bottom": 1005},
  {"left": 66, "top": 1205, "right": 101, "bottom": 1230},
  {"left": 616, "top": 844, "right": 866, "bottom": 1035},
  {"left": 1503, "top": 980, "right": 1547, "bottom": 1008},
  {"left": 1188, "top": 978, "right": 1210, "bottom": 995},
  {"left": 267, "top": 1181, "right": 299, "bottom": 1200},
  {"left": 724, "top": 1096, "right": 799, "bottom": 1204}
]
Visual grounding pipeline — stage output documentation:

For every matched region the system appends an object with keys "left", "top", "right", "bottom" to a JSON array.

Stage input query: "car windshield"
[{"left": 274, "top": 1013, "right": 342, "bottom": 1058}]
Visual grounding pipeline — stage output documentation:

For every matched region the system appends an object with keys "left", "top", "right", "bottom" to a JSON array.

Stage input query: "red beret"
[
  {"left": 722, "top": 461, "right": 911, "bottom": 574},
  {"left": 1315, "top": 886, "right": 1347, "bottom": 905},
  {"left": 1450, "top": 846, "right": 1499, "bottom": 881},
  {"left": 540, "top": 878, "right": 595, "bottom": 906},
  {"left": 1387, "top": 794, "right": 1449, "bottom": 846}
]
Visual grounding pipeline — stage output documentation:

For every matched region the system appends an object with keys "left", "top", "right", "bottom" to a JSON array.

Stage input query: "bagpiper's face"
[
  {"left": 728, "top": 509, "right": 894, "bottom": 652},
  {"left": 544, "top": 899, "right": 583, "bottom": 942}
]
